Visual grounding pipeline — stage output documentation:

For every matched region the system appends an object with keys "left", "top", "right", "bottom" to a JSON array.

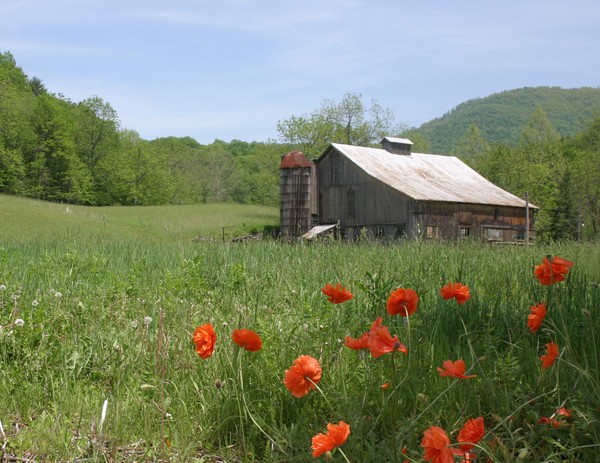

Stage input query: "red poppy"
[
  {"left": 344, "top": 332, "right": 369, "bottom": 350},
  {"left": 344, "top": 317, "right": 382, "bottom": 351},
  {"left": 556, "top": 406, "right": 572, "bottom": 419},
  {"left": 321, "top": 283, "right": 353, "bottom": 304},
  {"left": 368, "top": 324, "right": 408, "bottom": 358},
  {"left": 386, "top": 287, "right": 419, "bottom": 317},
  {"left": 421, "top": 426, "right": 453, "bottom": 463},
  {"left": 232, "top": 328, "right": 262, "bottom": 352},
  {"left": 457, "top": 417, "right": 485, "bottom": 452},
  {"left": 193, "top": 323, "right": 217, "bottom": 359},
  {"left": 534, "top": 255, "right": 574, "bottom": 286},
  {"left": 527, "top": 302, "right": 547, "bottom": 334},
  {"left": 283, "top": 355, "right": 322, "bottom": 398},
  {"left": 538, "top": 416, "right": 560, "bottom": 428},
  {"left": 541, "top": 341, "right": 559, "bottom": 369},
  {"left": 436, "top": 359, "right": 477, "bottom": 379},
  {"left": 440, "top": 282, "right": 471, "bottom": 305},
  {"left": 311, "top": 420, "right": 350, "bottom": 458}
]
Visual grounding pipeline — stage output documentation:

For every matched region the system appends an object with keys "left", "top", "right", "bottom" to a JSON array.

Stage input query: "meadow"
[{"left": 0, "top": 194, "right": 599, "bottom": 462}]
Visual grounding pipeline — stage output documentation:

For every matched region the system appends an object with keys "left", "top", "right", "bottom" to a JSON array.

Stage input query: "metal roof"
[{"left": 330, "top": 143, "right": 535, "bottom": 208}]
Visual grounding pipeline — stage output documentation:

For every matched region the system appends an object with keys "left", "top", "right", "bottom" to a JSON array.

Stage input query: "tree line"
[
  {"left": 2, "top": 51, "right": 600, "bottom": 241},
  {"left": 1, "top": 52, "right": 282, "bottom": 207}
]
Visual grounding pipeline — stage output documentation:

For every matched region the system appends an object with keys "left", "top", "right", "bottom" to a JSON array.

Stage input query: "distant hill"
[{"left": 416, "top": 87, "right": 600, "bottom": 154}]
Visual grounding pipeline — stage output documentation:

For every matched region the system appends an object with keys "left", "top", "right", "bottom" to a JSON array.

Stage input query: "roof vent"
[{"left": 381, "top": 137, "right": 413, "bottom": 155}]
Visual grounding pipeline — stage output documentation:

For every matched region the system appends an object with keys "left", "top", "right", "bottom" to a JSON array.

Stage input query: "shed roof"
[{"left": 326, "top": 143, "right": 536, "bottom": 208}]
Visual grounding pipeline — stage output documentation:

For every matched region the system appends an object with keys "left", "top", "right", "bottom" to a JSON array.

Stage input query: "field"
[{"left": 1, "top": 194, "right": 599, "bottom": 462}]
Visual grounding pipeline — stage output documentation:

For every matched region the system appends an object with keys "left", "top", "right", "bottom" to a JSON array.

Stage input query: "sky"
[{"left": 2, "top": 0, "right": 600, "bottom": 144}]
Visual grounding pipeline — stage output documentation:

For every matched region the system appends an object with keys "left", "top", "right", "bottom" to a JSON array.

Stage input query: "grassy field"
[{"left": 1, "top": 195, "right": 599, "bottom": 462}]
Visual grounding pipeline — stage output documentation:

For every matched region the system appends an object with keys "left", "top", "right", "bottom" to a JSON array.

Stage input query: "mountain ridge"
[{"left": 415, "top": 86, "right": 600, "bottom": 154}]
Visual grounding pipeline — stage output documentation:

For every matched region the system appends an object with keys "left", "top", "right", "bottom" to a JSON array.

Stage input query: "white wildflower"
[
  {"left": 0, "top": 284, "right": 6, "bottom": 292},
  {"left": 130, "top": 320, "right": 139, "bottom": 329},
  {"left": 14, "top": 319, "right": 25, "bottom": 327},
  {"left": 49, "top": 288, "right": 55, "bottom": 295},
  {"left": 32, "top": 300, "right": 39, "bottom": 307},
  {"left": 55, "top": 292, "right": 63, "bottom": 298},
  {"left": 143, "top": 316, "right": 152, "bottom": 326}
]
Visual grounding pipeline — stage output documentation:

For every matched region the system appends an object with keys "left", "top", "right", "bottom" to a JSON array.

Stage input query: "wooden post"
[{"left": 525, "top": 192, "right": 530, "bottom": 245}]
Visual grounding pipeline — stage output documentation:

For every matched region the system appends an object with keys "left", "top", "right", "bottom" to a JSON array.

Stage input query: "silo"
[{"left": 279, "top": 151, "right": 316, "bottom": 239}]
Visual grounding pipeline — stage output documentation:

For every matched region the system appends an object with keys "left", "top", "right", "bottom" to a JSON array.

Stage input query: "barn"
[{"left": 280, "top": 137, "right": 536, "bottom": 242}]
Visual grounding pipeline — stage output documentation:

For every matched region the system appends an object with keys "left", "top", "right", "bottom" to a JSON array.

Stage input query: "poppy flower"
[
  {"left": 321, "top": 283, "right": 353, "bottom": 304},
  {"left": 421, "top": 426, "right": 453, "bottom": 463},
  {"left": 232, "top": 328, "right": 262, "bottom": 352},
  {"left": 527, "top": 302, "right": 547, "bottom": 334},
  {"left": 344, "top": 317, "right": 382, "bottom": 351},
  {"left": 283, "top": 355, "right": 322, "bottom": 398},
  {"left": 440, "top": 282, "right": 471, "bottom": 305},
  {"left": 344, "top": 332, "right": 369, "bottom": 350},
  {"left": 436, "top": 359, "right": 477, "bottom": 379},
  {"left": 193, "top": 323, "right": 216, "bottom": 359},
  {"left": 368, "top": 325, "right": 408, "bottom": 358},
  {"left": 311, "top": 420, "right": 350, "bottom": 458},
  {"left": 541, "top": 341, "right": 559, "bottom": 369},
  {"left": 386, "top": 287, "right": 419, "bottom": 317},
  {"left": 538, "top": 416, "right": 560, "bottom": 428},
  {"left": 556, "top": 406, "right": 573, "bottom": 419},
  {"left": 457, "top": 417, "right": 485, "bottom": 452},
  {"left": 534, "top": 255, "right": 574, "bottom": 286}
]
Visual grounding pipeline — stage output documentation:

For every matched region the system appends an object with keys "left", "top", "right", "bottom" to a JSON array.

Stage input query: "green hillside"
[
  {"left": 416, "top": 87, "right": 600, "bottom": 154},
  {"left": 0, "top": 194, "right": 278, "bottom": 242}
]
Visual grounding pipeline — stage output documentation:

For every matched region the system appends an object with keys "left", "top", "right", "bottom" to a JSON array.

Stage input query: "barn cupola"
[{"left": 381, "top": 137, "right": 413, "bottom": 155}]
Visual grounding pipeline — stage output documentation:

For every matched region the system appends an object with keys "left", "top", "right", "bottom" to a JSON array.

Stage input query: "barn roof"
[{"left": 325, "top": 143, "right": 536, "bottom": 208}]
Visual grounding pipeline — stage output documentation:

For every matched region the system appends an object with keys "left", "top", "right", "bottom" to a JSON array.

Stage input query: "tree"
[
  {"left": 277, "top": 92, "right": 405, "bottom": 158},
  {"left": 28, "top": 76, "right": 47, "bottom": 96},
  {"left": 455, "top": 124, "right": 490, "bottom": 161},
  {"left": 75, "top": 96, "right": 120, "bottom": 181}
]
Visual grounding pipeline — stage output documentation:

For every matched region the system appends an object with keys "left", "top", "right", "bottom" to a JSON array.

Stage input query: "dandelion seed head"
[
  {"left": 50, "top": 288, "right": 55, "bottom": 295},
  {"left": 55, "top": 292, "right": 62, "bottom": 298},
  {"left": 0, "top": 284, "right": 6, "bottom": 291},
  {"left": 143, "top": 316, "right": 152, "bottom": 326},
  {"left": 14, "top": 318, "right": 25, "bottom": 327},
  {"left": 130, "top": 320, "right": 139, "bottom": 329},
  {"left": 32, "top": 300, "right": 39, "bottom": 307}
]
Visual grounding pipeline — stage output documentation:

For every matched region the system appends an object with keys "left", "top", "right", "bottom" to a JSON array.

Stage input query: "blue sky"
[{"left": 2, "top": 0, "right": 599, "bottom": 144}]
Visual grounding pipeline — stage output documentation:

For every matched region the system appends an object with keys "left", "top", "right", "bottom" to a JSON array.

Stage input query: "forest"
[{"left": 2, "top": 51, "right": 600, "bottom": 241}]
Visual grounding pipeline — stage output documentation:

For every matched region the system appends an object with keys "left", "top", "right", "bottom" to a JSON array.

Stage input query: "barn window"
[
  {"left": 460, "top": 227, "right": 470, "bottom": 238},
  {"left": 394, "top": 224, "right": 406, "bottom": 239},
  {"left": 347, "top": 188, "right": 355, "bottom": 218},
  {"left": 494, "top": 208, "right": 500, "bottom": 220},
  {"left": 426, "top": 226, "right": 439, "bottom": 239},
  {"left": 486, "top": 228, "right": 503, "bottom": 241},
  {"left": 376, "top": 226, "right": 385, "bottom": 238},
  {"left": 516, "top": 229, "right": 525, "bottom": 241}
]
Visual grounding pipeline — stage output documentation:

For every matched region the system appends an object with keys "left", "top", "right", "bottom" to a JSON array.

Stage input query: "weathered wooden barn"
[{"left": 280, "top": 137, "right": 536, "bottom": 242}]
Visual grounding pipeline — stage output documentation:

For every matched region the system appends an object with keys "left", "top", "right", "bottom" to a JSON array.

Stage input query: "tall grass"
[{"left": 1, "top": 197, "right": 599, "bottom": 461}]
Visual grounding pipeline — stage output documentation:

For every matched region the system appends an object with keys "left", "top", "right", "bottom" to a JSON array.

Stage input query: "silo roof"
[{"left": 280, "top": 151, "right": 313, "bottom": 169}]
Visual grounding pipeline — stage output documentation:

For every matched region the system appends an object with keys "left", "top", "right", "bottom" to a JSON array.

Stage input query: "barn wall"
[
  {"left": 317, "top": 150, "right": 416, "bottom": 240},
  {"left": 415, "top": 202, "right": 535, "bottom": 242}
]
